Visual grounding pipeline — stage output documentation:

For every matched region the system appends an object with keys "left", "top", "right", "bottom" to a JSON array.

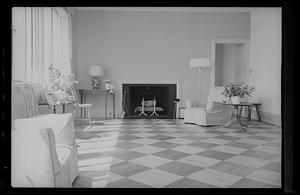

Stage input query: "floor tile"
[
  {"left": 262, "top": 161, "right": 281, "bottom": 173},
  {"left": 148, "top": 135, "right": 174, "bottom": 141},
  {"left": 150, "top": 141, "right": 181, "bottom": 149},
  {"left": 210, "top": 161, "right": 256, "bottom": 177},
  {"left": 165, "top": 177, "right": 218, "bottom": 188},
  {"left": 106, "top": 178, "right": 152, "bottom": 188},
  {"left": 133, "top": 132, "right": 158, "bottom": 137},
  {"left": 252, "top": 145, "right": 281, "bottom": 154},
  {"left": 177, "top": 155, "right": 221, "bottom": 168},
  {"left": 225, "top": 155, "right": 269, "bottom": 168},
  {"left": 181, "top": 135, "right": 208, "bottom": 141},
  {"left": 115, "top": 141, "right": 144, "bottom": 149},
  {"left": 211, "top": 145, "right": 248, "bottom": 155},
  {"left": 165, "top": 137, "right": 196, "bottom": 144},
  {"left": 187, "top": 168, "right": 242, "bottom": 188},
  {"left": 129, "top": 155, "right": 172, "bottom": 168},
  {"left": 129, "top": 169, "right": 183, "bottom": 188},
  {"left": 225, "top": 141, "right": 257, "bottom": 149},
  {"left": 129, "top": 145, "right": 166, "bottom": 154},
  {"left": 230, "top": 178, "right": 278, "bottom": 188},
  {"left": 157, "top": 161, "right": 203, "bottom": 176},
  {"left": 246, "top": 169, "right": 281, "bottom": 186},
  {"left": 241, "top": 150, "right": 280, "bottom": 161},
  {"left": 197, "top": 150, "right": 235, "bottom": 160},
  {"left": 113, "top": 150, "right": 146, "bottom": 161},
  {"left": 130, "top": 138, "right": 161, "bottom": 145},
  {"left": 152, "top": 149, "right": 190, "bottom": 160},
  {"left": 188, "top": 141, "right": 219, "bottom": 149},
  {"left": 199, "top": 138, "right": 232, "bottom": 145},
  {"left": 111, "top": 161, "right": 150, "bottom": 177},
  {"left": 171, "top": 145, "right": 206, "bottom": 154},
  {"left": 214, "top": 135, "right": 242, "bottom": 141},
  {"left": 238, "top": 138, "right": 269, "bottom": 145}
]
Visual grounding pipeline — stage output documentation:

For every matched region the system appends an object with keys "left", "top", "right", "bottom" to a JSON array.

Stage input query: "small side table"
[{"left": 247, "top": 103, "right": 262, "bottom": 121}]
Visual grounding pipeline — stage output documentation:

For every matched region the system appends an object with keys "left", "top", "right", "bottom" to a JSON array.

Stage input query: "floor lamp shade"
[{"left": 89, "top": 65, "right": 104, "bottom": 89}]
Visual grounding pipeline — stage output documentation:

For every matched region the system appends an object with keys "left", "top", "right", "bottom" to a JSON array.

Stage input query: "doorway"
[{"left": 211, "top": 39, "right": 250, "bottom": 87}]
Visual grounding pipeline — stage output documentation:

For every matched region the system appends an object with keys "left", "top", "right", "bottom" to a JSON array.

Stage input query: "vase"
[{"left": 231, "top": 96, "right": 241, "bottom": 104}]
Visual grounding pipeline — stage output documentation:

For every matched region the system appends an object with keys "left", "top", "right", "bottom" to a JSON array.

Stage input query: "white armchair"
[
  {"left": 11, "top": 82, "right": 79, "bottom": 187},
  {"left": 11, "top": 113, "right": 79, "bottom": 187},
  {"left": 184, "top": 87, "right": 233, "bottom": 126}
]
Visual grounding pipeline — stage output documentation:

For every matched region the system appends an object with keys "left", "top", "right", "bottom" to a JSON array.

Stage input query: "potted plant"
[
  {"left": 42, "top": 66, "right": 78, "bottom": 107},
  {"left": 221, "top": 82, "right": 255, "bottom": 104}
]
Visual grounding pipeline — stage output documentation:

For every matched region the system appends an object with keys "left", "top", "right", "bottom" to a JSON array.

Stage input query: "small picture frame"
[{"left": 92, "top": 77, "right": 101, "bottom": 90}]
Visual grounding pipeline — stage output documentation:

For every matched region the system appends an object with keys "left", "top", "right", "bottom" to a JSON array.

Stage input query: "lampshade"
[
  {"left": 190, "top": 58, "right": 210, "bottom": 68},
  {"left": 89, "top": 65, "right": 104, "bottom": 77}
]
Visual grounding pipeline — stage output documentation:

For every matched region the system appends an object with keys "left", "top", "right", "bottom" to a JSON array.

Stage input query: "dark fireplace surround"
[{"left": 122, "top": 84, "right": 176, "bottom": 119}]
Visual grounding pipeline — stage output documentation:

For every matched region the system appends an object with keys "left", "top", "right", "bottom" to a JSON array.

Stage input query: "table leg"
[
  {"left": 62, "top": 104, "right": 65, "bottom": 113},
  {"left": 248, "top": 106, "right": 252, "bottom": 121},
  {"left": 113, "top": 93, "right": 115, "bottom": 118},
  {"left": 224, "top": 105, "right": 247, "bottom": 132},
  {"left": 105, "top": 91, "right": 107, "bottom": 120},
  {"left": 255, "top": 105, "right": 262, "bottom": 121},
  {"left": 80, "top": 93, "right": 83, "bottom": 118}
]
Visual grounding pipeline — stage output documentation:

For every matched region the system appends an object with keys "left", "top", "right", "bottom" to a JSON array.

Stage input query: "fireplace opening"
[{"left": 122, "top": 84, "right": 176, "bottom": 119}]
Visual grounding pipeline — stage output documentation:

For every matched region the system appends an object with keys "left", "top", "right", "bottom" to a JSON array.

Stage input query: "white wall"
[
  {"left": 12, "top": 7, "right": 27, "bottom": 81},
  {"left": 75, "top": 10, "right": 250, "bottom": 118},
  {"left": 249, "top": 8, "right": 281, "bottom": 125}
]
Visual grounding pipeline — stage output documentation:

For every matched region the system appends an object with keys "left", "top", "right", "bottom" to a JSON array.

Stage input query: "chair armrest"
[{"left": 11, "top": 127, "right": 58, "bottom": 187}]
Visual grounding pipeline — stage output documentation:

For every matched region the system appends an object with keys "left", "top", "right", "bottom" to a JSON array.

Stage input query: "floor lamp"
[{"left": 190, "top": 58, "right": 211, "bottom": 106}]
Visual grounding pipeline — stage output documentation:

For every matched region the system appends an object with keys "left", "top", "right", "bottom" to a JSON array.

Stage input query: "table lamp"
[
  {"left": 89, "top": 65, "right": 104, "bottom": 90},
  {"left": 190, "top": 58, "right": 210, "bottom": 105}
]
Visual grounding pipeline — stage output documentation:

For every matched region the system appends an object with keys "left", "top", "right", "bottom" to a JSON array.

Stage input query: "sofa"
[
  {"left": 11, "top": 82, "right": 79, "bottom": 187},
  {"left": 184, "top": 87, "right": 234, "bottom": 126}
]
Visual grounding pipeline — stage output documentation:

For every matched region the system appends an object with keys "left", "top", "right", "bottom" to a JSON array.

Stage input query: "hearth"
[{"left": 122, "top": 84, "right": 176, "bottom": 119}]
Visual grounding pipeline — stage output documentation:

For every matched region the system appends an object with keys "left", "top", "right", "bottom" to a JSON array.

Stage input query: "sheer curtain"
[{"left": 12, "top": 7, "right": 72, "bottom": 83}]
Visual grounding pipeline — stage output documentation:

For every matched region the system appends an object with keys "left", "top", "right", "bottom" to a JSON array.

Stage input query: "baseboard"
[{"left": 242, "top": 109, "right": 281, "bottom": 127}]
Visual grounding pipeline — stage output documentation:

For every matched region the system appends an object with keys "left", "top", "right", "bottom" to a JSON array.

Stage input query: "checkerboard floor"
[{"left": 72, "top": 119, "right": 281, "bottom": 188}]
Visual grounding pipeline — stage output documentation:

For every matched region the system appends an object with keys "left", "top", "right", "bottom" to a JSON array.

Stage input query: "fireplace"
[{"left": 122, "top": 84, "right": 176, "bottom": 119}]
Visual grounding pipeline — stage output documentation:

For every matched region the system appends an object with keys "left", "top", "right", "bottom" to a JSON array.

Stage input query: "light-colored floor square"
[
  {"left": 238, "top": 138, "right": 269, "bottom": 145},
  {"left": 129, "top": 155, "right": 173, "bottom": 168},
  {"left": 211, "top": 145, "right": 248, "bottom": 155},
  {"left": 246, "top": 169, "right": 281, "bottom": 186},
  {"left": 165, "top": 138, "right": 196, "bottom": 144},
  {"left": 133, "top": 132, "right": 157, "bottom": 138},
  {"left": 225, "top": 155, "right": 269, "bottom": 168},
  {"left": 187, "top": 168, "right": 242, "bottom": 188},
  {"left": 200, "top": 138, "right": 232, "bottom": 145},
  {"left": 129, "top": 145, "right": 166, "bottom": 154},
  {"left": 131, "top": 138, "right": 161, "bottom": 145},
  {"left": 171, "top": 145, "right": 206, "bottom": 154},
  {"left": 252, "top": 145, "right": 281, "bottom": 154},
  {"left": 129, "top": 168, "right": 183, "bottom": 188},
  {"left": 177, "top": 155, "right": 221, "bottom": 168}
]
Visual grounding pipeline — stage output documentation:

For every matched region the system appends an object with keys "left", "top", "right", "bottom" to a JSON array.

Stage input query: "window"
[{"left": 12, "top": 7, "right": 72, "bottom": 83}]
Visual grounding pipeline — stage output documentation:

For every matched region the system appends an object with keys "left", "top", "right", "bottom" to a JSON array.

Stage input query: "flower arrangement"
[
  {"left": 42, "top": 66, "right": 78, "bottom": 106},
  {"left": 104, "top": 80, "right": 115, "bottom": 94},
  {"left": 221, "top": 82, "right": 255, "bottom": 98}
]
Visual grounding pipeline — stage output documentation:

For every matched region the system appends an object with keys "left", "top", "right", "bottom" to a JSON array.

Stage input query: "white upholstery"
[
  {"left": 11, "top": 82, "right": 79, "bottom": 187},
  {"left": 184, "top": 87, "right": 233, "bottom": 126}
]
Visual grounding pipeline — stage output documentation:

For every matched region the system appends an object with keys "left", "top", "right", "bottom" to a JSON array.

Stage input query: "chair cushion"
[
  {"left": 206, "top": 87, "right": 226, "bottom": 111},
  {"left": 14, "top": 113, "right": 75, "bottom": 145}
]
